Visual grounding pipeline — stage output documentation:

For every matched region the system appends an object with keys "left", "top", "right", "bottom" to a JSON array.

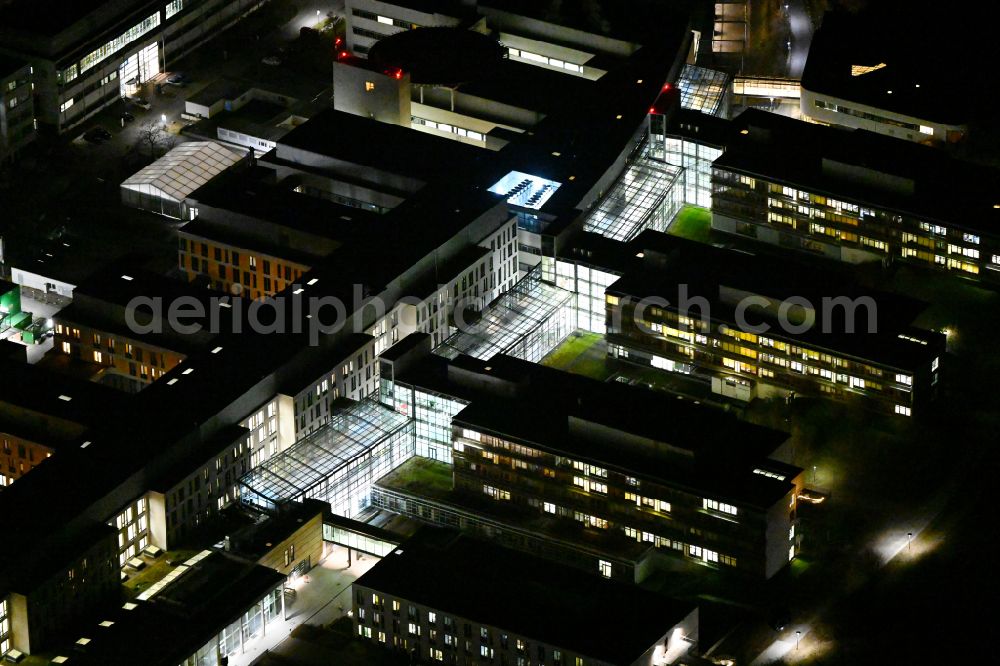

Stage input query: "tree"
[{"left": 136, "top": 120, "right": 173, "bottom": 159}]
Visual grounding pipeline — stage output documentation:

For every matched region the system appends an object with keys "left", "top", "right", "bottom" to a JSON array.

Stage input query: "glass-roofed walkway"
[
  {"left": 581, "top": 145, "right": 683, "bottom": 243},
  {"left": 435, "top": 268, "right": 576, "bottom": 363},
  {"left": 239, "top": 400, "right": 414, "bottom": 517}
]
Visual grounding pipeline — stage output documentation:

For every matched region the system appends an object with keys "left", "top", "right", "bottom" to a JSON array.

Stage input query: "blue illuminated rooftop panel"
[{"left": 488, "top": 170, "right": 562, "bottom": 210}]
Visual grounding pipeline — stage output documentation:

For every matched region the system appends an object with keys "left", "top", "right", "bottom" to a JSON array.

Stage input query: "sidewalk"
[{"left": 229, "top": 546, "right": 377, "bottom": 666}]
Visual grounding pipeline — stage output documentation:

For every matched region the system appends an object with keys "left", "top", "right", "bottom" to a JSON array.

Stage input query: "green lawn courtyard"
[
  {"left": 539, "top": 331, "right": 612, "bottom": 380},
  {"left": 667, "top": 205, "right": 713, "bottom": 244}
]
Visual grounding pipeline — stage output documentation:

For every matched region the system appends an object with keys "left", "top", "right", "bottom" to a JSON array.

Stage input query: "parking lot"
[{"left": 66, "top": 0, "right": 344, "bottom": 161}]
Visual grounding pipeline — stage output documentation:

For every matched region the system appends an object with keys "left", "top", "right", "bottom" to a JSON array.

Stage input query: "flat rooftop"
[
  {"left": 802, "top": 9, "right": 971, "bottom": 126},
  {"left": 0, "top": 520, "right": 115, "bottom": 595},
  {"left": 609, "top": 232, "right": 945, "bottom": 371},
  {"left": 715, "top": 109, "right": 1000, "bottom": 235},
  {"left": 177, "top": 218, "right": 332, "bottom": 268},
  {"left": 357, "top": 528, "right": 695, "bottom": 664},
  {"left": 189, "top": 164, "right": 382, "bottom": 239},
  {"left": 481, "top": 23, "right": 692, "bottom": 221},
  {"left": 0, "top": 53, "right": 28, "bottom": 76},
  {"left": 481, "top": 0, "right": 693, "bottom": 47},
  {"left": 72, "top": 551, "right": 285, "bottom": 666},
  {"left": 0, "top": 357, "right": 134, "bottom": 429},
  {"left": 0, "top": 0, "right": 131, "bottom": 37},
  {"left": 455, "top": 57, "right": 595, "bottom": 116},
  {"left": 278, "top": 109, "right": 486, "bottom": 184},
  {"left": 393, "top": 346, "right": 796, "bottom": 509}
]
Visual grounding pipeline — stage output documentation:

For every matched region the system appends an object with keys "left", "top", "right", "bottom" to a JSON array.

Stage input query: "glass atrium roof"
[
  {"left": 239, "top": 400, "right": 411, "bottom": 508},
  {"left": 678, "top": 64, "right": 731, "bottom": 116},
  {"left": 582, "top": 152, "right": 682, "bottom": 242},
  {"left": 436, "top": 269, "right": 574, "bottom": 361}
]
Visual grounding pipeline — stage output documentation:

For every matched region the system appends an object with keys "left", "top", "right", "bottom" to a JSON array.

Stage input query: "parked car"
[
  {"left": 261, "top": 55, "right": 281, "bottom": 66},
  {"left": 129, "top": 97, "right": 151, "bottom": 110},
  {"left": 83, "top": 127, "right": 111, "bottom": 144},
  {"left": 769, "top": 607, "right": 791, "bottom": 632},
  {"left": 166, "top": 72, "right": 187, "bottom": 86},
  {"left": 121, "top": 111, "right": 135, "bottom": 123}
]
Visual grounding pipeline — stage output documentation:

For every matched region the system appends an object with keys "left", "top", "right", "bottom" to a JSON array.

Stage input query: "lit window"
[
  {"left": 703, "top": 498, "right": 737, "bottom": 516},
  {"left": 365, "top": 81, "right": 375, "bottom": 92},
  {"left": 894, "top": 404, "right": 912, "bottom": 417},
  {"left": 166, "top": 0, "right": 185, "bottom": 19},
  {"left": 598, "top": 560, "right": 612, "bottom": 578}
]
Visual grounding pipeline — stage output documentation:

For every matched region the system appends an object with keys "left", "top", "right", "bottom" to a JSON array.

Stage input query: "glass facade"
[
  {"left": 166, "top": 0, "right": 186, "bottom": 20},
  {"left": 118, "top": 42, "right": 160, "bottom": 98},
  {"left": 382, "top": 379, "right": 468, "bottom": 463},
  {"left": 661, "top": 137, "right": 722, "bottom": 209},
  {"left": 323, "top": 523, "right": 399, "bottom": 556},
  {"left": 554, "top": 260, "right": 621, "bottom": 334},
  {"left": 80, "top": 13, "right": 161, "bottom": 74},
  {"left": 179, "top": 585, "right": 283, "bottom": 666}
]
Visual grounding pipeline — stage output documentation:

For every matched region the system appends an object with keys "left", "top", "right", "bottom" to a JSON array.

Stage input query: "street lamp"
[
  {"left": 907, "top": 532, "right": 913, "bottom": 552},
  {"left": 795, "top": 630, "right": 802, "bottom": 649},
  {"left": 160, "top": 113, "right": 167, "bottom": 125}
]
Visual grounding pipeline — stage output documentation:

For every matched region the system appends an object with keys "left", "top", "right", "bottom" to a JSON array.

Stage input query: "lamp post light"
[
  {"left": 907, "top": 532, "right": 913, "bottom": 552},
  {"left": 160, "top": 113, "right": 167, "bottom": 126},
  {"left": 795, "top": 630, "right": 802, "bottom": 650}
]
